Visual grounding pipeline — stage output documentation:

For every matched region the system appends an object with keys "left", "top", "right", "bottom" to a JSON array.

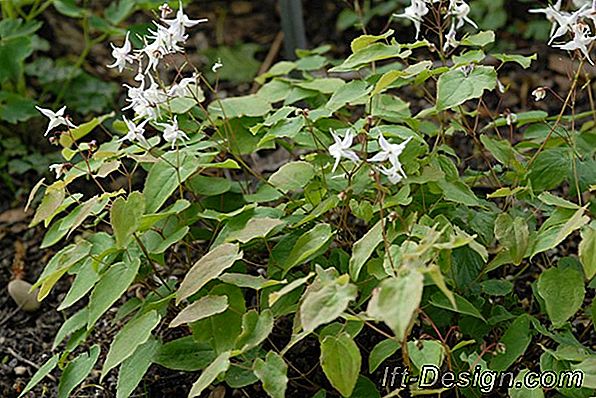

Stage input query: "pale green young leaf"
[
  {"left": 282, "top": 224, "right": 333, "bottom": 276},
  {"left": 188, "top": 352, "right": 231, "bottom": 397},
  {"left": 367, "top": 271, "right": 424, "bottom": 341},
  {"left": 436, "top": 65, "right": 496, "bottom": 111},
  {"left": 579, "top": 225, "right": 596, "bottom": 280},
  {"left": 111, "top": 191, "right": 145, "bottom": 249},
  {"left": 169, "top": 295, "right": 229, "bottom": 328},
  {"left": 176, "top": 243, "right": 243, "bottom": 304},
  {"left": 349, "top": 219, "right": 383, "bottom": 281},
  {"left": 268, "top": 161, "right": 314, "bottom": 192},
  {"left": 235, "top": 309, "right": 274, "bottom": 353},
  {"left": 253, "top": 352, "right": 288, "bottom": 398},
  {"left": 300, "top": 271, "right": 357, "bottom": 333}
]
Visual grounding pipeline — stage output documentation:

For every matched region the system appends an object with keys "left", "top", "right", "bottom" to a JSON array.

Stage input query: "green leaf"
[
  {"left": 268, "top": 161, "right": 315, "bottom": 192},
  {"left": 532, "top": 207, "right": 589, "bottom": 257},
  {"left": 235, "top": 310, "right": 274, "bottom": 353},
  {"left": 53, "top": 308, "right": 88, "bottom": 349},
  {"left": 538, "top": 192, "right": 580, "bottom": 209},
  {"left": 58, "top": 345, "right": 100, "bottom": 398},
  {"left": 320, "top": 332, "right": 361, "bottom": 397},
  {"left": 349, "top": 219, "right": 383, "bottom": 281},
  {"left": 218, "top": 273, "right": 285, "bottom": 290},
  {"left": 408, "top": 340, "right": 445, "bottom": 371},
  {"left": 59, "top": 113, "right": 113, "bottom": 148},
  {"left": 509, "top": 369, "right": 545, "bottom": 398},
  {"left": 490, "top": 315, "right": 532, "bottom": 371},
  {"left": 154, "top": 336, "right": 215, "bottom": 371},
  {"left": 493, "top": 53, "right": 536, "bottom": 69},
  {"left": 367, "top": 271, "right": 424, "bottom": 341},
  {"left": 169, "top": 295, "right": 229, "bottom": 328},
  {"left": 209, "top": 95, "right": 272, "bottom": 118},
  {"left": 436, "top": 65, "right": 497, "bottom": 111},
  {"left": 326, "top": 80, "right": 372, "bottom": 112},
  {"left": 111, "top": 191, "right": 145, "bottom": 249},
  {"left": 300, "top": 270, "right": 357, "bottom": 332},
  {"left": 253, "top": 352, "right": 288, "bottom": 398},
  {"left": 102, "top": 310, "right": 161, "bottom": 379},
  {"left": 105, "top": 0, "right": 136, "bottom": 25},
  {"left": 527, "top": 148, "right": 571, "bottom": 191},
  {"left": 437, "top": 180, "right": 481, "bottom": 207},
  {"left": 143, "top": 153, "right": 201, "bottom": 213},
  {"left": 329, "top": 43, "right": 407, "bottom": 73},
  {"left": 282, "top": 224, "right": 333, "bottom": 276},
  {"left": 88, "top": 258, "right": 141, "bottom": 328},
  {"left": 579, "top": 225, "right": 596, "bottom": 280},
  {"left": 537, "top": 265, "right": 585, "bottom": 327},
  {"left": 188, "top": 352, "right": 231, "bottom": 398},
  {"left": 494, "top": 213, "right": 530, "bottom": 265},
  {"left": 351, "top": 30, "right": 394, "bottom": 52},
  {"left": 176, "top": 243, "right": 243, "bottom": 304},
  {"left": 268, "top": 273, "right": 314, "bottom": 306},
  {"left": 116, "top": 337, "right": 160, "bottom": 398},
  {"left": 18, "top": 354, "right": 59, "bottom": 397},
  {"left": 429, "top": 292, "right": 486, "bottom": 321},
  {"left": 571, "top": 358, "right": 596, "bottom": 389},
  {"left": 191, "top": 284, "right": 246, "bottom": 353},
  {"left": 30, "top": 182, "right": 65, "bottom": 227},
  {"left": 460, "top": 31, "right": 495, "bottom": 47},
  {"left": 226, "top": 217, "right": 284, "bottom": 243},
  {"left": 369, "top": 339, "right": 399, "bottom": 373}
]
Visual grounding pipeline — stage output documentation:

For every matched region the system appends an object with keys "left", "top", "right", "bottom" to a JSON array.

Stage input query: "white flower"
[
  {"left": 107, "top": 31, "right": 134, "bottom": 73},
  {"left": 157, "top": 116, "right": 189, "bottom": 148},
  {"left": 443, "top": 24, "right": 459, "bottom": 51},
  {"left": 162, "top": 0, "right": 207, "bottom": 40},
  {"left": 35, "top": 105, "right": 76, "bottom": 136},
  {"left": 368, "top": 135, "right": 412, "bottom": 167},
  {"left": 168, "top": 73, "right": 199, "bottom": 97},
  {"left": 49, "top": 163, "right": 66, "bottom": 179},
  {"left": 379, "top": 164, "right": 406, "bottom": 184},
  {"left": 159, "top": 2, "right": 173, "bottom": 19},
  {"left": 506, "top": 112, "right": 517, "bottom": 126},
  {"left": 447, "top": 0, "right": 477, "bottom": 30},
  {"left": 553, "top": 22, "right": 595, "bottom": 64},
  {"left": 121, "top": 116, "right": 150, "bottom": 146},
  {"left": 532, "top": 87, "right": 547, "bottom": 101},
  {"left": 328, "top": 129, "right": 360, "bottom": 172},
  {"left": 212, "top": 58, "right": 223, "bottom": 73},
  {"left": 394, "top": 0, "right": 429, "bottom": 39}
]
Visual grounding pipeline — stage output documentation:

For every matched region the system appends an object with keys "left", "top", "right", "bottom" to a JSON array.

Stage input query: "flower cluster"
[
  {"left": 531, "top": 0, "right": 596, "bottom": 64},
  {"left": 36, "top": 1, "right": 209, "bottom": 153},
  {"left": 394, "top": 0, "right": 477, "bottom": 50},
  {"left": 328, "top": 130, "right": 412, "bottom": 184}
]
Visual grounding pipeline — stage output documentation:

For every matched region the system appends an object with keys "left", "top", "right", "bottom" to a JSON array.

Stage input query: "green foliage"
[{"left": 24, "top": 4, "right": 596, "bottom": 398}]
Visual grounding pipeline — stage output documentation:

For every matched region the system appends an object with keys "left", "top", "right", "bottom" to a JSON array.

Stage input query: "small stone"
[
  {"left": 7, "top": 279, "right": 41, "bottom": 312},
  {"left": 14, "top": 366, "right": 27, "bottom": 376}
]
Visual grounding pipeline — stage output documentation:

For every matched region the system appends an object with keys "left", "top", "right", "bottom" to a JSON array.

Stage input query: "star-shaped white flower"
[
  {"left": 157, "top": 116, "right": 189, "bottom": 148},
  {"left": 121, "top": 116, "right": 150, "bottom": 146},
  {"left": 379, "top": 164, "right": 405, "bottom": 184},
  {"left": 368, "top": 135, "right": 412, "bottom": 166},
  {"left": 394, "top": 0, "right": 429, "bottom": 39},
  {"left": 448, "top": 0, "right": 477, "bottom": 30},
  {"left": 35, "top": 105, "right": 76, "bottom": 136},
  {"left": 49, "top": 163, "right": 66, "bottom": 179},
  {"left": 553, "top": 22, "right": 595, "bottom": 64},
  {"left": 162, "top": 1, "right": 207, "bottom": 39},
  {"left": 328, "top": 129, "right": 360, "bottom": 172},
  {"left": 107, "top": 31, "right": 134, "bottom": 73}
]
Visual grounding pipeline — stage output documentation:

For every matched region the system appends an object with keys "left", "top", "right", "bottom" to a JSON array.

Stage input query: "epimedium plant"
[{"left": 20, "top": 0, "right": 596, "bottom": 397}]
